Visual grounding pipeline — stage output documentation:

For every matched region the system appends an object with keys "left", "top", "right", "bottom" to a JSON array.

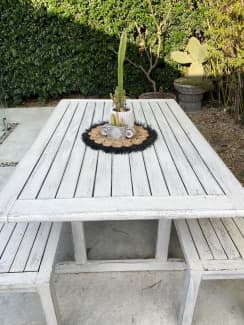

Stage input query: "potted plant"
[
  {"left": 101, "top": 31, "right": 135, "bottom": 140},
  {"left": 171, "top": 36, "right": 212, "bottom": 111}
]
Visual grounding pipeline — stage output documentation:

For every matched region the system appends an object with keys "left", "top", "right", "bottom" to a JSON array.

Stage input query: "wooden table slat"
[
  {"left": 75, "top": 101, "right": 104, "bottom": 197},
  {"left": 166, "top": 100, "right": 243, "bottom": 194},
  {"left": 152, "top": 102, "right": 205, "bottom": 195},
  {"left": 138, "top": 101, "right": 186, "bottom": 196},
  {"left": 9, "top": 195, "right": 244, "bottom": 222},
  {"left": 20, "top": 103, "right": 77, "bottom": 199},
  {"left": 56, "top": 102, "right": 94, "bottom": 198},
  {"left": 161, "top": 102, "right": 223, "bottom": 195},
  {"left": 93, "top": 101, "right": 113, "bottom": 197},
  {"left": 0, "top": 99, "right": 243, "bottom": 223},
  {"left": 0, "top": 100, "right": 69, "bottom": 220},
  {"left": 38, "top": 102, "right": 86, "bottom": 199},
  {"left": 133, "top": 101, "right": 169, "bottom": 196}
]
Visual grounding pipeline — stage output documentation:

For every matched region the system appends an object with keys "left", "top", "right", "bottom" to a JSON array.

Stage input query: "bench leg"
[
  {"left": 37, "top": 281, "right": 62, "bottom": 325},
  {"left": 155, "top": 219, "right": 171, "bottom": 261},
  {"left": 71, "top": 221, "right": 87, "bottom": 264},
  {"left": 178, "top": 270, "right": 202, "bottom": 325}
]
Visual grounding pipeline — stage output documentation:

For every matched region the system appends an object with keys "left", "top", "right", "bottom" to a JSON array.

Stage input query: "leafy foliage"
[
  {"left": 199, "top": 0, "right": 244, "bottom": 124},
  {"left": 0, "top": 0, "right": 204, "bottom": 105}
]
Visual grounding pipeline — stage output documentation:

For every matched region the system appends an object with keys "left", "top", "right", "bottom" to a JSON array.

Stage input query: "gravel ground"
[{"left": 187, "top": 106, "right": 244, "bottom": 186}]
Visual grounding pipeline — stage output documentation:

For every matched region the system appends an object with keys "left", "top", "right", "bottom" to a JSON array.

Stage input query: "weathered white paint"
[
  {"left": 175, "top": 217, "right": 244, "bottom": 325},
  {"left": 56, "top": 258, "right": 186, "bottom": 273},
  {"left": 71, "top": 221, "right": 87, "bottom": 264},
  {"left": 1, "top": 99, "right": 244, "bottom": 223},
  {"left": 155, "top": 219, "right": 171, "bottom": 261},
  {"left": 0, "top": 99, "right": 243, "bottom": 275},
  {"left": 8, "top": 195, "right": 244, "bottom": 222},
  {"left": 0, "top": 222, "right": 62, "bottom": 324}
]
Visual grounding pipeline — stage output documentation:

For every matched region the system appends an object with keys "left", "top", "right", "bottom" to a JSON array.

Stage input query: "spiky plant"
[{"left": 111, "top": 31, "right": 127, "bottom": 112}]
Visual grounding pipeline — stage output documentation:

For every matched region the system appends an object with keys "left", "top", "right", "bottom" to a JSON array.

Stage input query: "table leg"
[
  {"left": 71, "top": 221, "right": 87, "bottom": 264},
  {"left": 56, "top": 219, "right": 185, "bottom": 273},
  {"left": 155, "top": 219, "right": 171, "bottom": 261}
]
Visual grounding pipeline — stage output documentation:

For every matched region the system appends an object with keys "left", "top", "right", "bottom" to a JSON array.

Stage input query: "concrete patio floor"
[{"left": 0, "top": 107, "right": 243, "bottom": 325}]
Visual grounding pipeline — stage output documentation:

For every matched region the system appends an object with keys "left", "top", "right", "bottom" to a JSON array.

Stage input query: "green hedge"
[{"left": 0, "top": 0, "right": 204, "bottom": 104}]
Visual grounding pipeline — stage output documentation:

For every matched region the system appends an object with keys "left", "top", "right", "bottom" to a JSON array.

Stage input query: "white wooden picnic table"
[{"left": 0, "top": 99, "right": 243, "bottom": 272}]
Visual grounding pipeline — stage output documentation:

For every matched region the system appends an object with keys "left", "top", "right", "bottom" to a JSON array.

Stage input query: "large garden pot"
[
  {"left": 139, "top": 89, "right": 176, "bottom": 100},
  {"left": 174, "top": 81, "right": 206, "bottom": 112}
]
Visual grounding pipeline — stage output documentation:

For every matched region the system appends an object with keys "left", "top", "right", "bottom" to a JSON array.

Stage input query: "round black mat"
[{"left": 82, "top": 122, "right": 157, "bottom": 154}]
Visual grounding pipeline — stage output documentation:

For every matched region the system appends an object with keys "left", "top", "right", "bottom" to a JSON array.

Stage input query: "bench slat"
[
  {"left": 174, "top": 220, "right": 200, "bottom": 266},
  {"left": 202, "top": 259, "right": 244, "bottom": 271},
  {"left": 234, "top": 217, "right": 244, "bottom": 237},
  {"left": 222, "top": 218, "right": 244, "bottom": 258},
  {"left": 0, "top": 224, "right": 16, "bottom": 257},
  {"left": 25, "top": 223, "right": 52, "bottom": 272},
  {"left": 186, "top": 219, "right": 213, "bottom": 260},
  {"left": 198, "top": 219, "right": 227, "bottom": 259},
  {"left": 176, "top": 218, "right": 244, "bottom": 271},
  {"left": 10, "top": 223, "right": 40, "bottom": 272},
  {"left": 0, "top": 223, "right": 28, "bottom": 273},
  {"left": 210, "top": 219, "right": 240, "bottom": 259}
]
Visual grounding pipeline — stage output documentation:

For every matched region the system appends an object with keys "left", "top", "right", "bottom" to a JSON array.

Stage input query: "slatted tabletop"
[{"left": 0, "top": 99, "right": 244, "bottom": 222}]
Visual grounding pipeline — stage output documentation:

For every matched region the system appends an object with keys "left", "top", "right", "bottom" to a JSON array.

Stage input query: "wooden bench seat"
[
  {"left": 0, "top": 222, "right": 62, "bottom": 325},
  {"left": 175, "top": 217, "right": 244, "bottom": 325}
]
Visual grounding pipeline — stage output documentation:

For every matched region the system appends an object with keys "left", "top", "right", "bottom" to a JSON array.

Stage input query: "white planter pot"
[{"left": 110, "top": 107, "right": 135, "bottom": 128}]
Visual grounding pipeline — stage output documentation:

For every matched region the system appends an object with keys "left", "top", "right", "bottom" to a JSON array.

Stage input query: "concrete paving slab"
[
  {"left": 1, "top": 272, "right": 244, "bottom": 324},
  {"left": 0, "top": 167, "right": 15, "bottom": 191},
  {"left": 0, "top": 108, "right": 53, "bottom": 162}
]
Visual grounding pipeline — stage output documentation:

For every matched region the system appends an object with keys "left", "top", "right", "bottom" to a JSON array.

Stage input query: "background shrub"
[
  {"left": 199, "top": 0, "right": 244, "bottom": 124},
  {"left": 0, "top": 0, "right": 203, "bottom": 105}
]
